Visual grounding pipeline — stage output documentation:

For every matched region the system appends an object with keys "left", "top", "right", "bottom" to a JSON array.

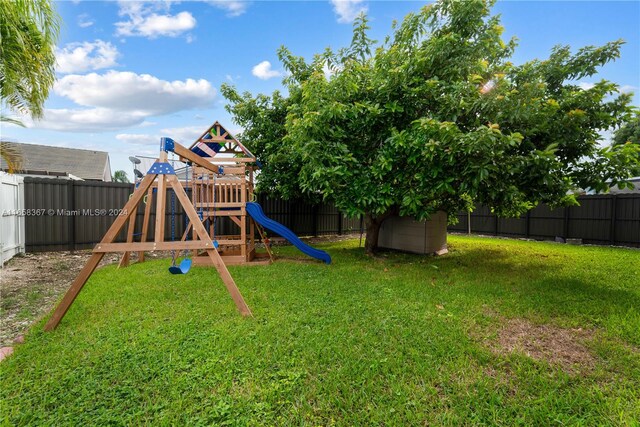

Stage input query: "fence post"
[
  {"left": 67, "top": 180, "right": 76, "bottom": 251},
  {"left": 494, "top": 213, "right": 499, "bottom": 236},
  {"left": 525, "top": 210, "right": 531, "bottom": 238},
  {"left": 563, "top": 205, "right": 570, "bottom": 240},
  {"left": 610, "top": 195, "right": 617, "bottom": 245},
  {"left": 337, "top": 210, "right": 343, "bottom": 235}
]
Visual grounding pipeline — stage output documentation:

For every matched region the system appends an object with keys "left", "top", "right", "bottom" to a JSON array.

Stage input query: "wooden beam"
[
  {"left": 94, "top": 241, "right": 217, "bottom": 252},
  {"left": 195, "top": 209, "right": 243, "bottom": 217},
  {"left": 181, "top": 221, "right": 192, "bottom": 241},
  {"left": 195, "top": 202, "right": 245, "bottom": 208},
  {"left": 118, "top": 204, "right": 138, "bottom": 268},
  {"left": 101, "top": 173, "right": 156, "bottom": 243},
  {"left": 173, "top": 142, "right": 220, "bottom": 174},
  {"left": 201, "top": 136, "right": 230, "bottom": 143},
  {"left": 254, "top": 221, "right": 274, "bottom": 263},
  {"left": 229, "top": 216, "right": 242, "bottom": 228},
  {"left": 204, "top": 249, "right": 253, "bottom": 316},
  {"left": 138, "top": 188, "right": 153, "bottom": 263},
  {"left": 154, "top": 174, "right": 166, "bottom": 243},
  {"left": 241, "top": 180, "right": 247, "bottom": 260},
  {"left": 44, "top": 253, "right": 105, "bottom": 331}
]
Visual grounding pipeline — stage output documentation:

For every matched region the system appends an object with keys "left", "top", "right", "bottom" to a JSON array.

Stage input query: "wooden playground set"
[{"left": 45, "top": 122, "right": 331, "bottom": 331}]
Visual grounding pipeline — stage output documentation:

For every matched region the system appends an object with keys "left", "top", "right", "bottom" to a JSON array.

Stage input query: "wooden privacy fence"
[{"left": 21, "top": 177, "right": 640, "bottom": 251}]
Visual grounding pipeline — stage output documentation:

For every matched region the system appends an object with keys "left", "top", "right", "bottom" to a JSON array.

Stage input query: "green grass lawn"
[{"left": 1, "top": 236, "right": 639, "bottom": 425}]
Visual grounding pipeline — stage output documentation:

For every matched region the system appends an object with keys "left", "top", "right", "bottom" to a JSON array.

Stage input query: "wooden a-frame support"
[{"left": 44, "top": 166, "right": 252, "bottom": 331}]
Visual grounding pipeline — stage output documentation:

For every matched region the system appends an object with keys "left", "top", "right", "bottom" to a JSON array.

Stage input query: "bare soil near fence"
[
  {"left": 0, "top": 251, "right": 171, "bottom": 346},
  {"left": 2, "top": 251, "right": 113, "bottom": 345}
]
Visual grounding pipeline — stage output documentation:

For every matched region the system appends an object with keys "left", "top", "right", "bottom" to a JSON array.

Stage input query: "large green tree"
[{"left": 224, "top": 0, "right": 639, "bottom": 253}]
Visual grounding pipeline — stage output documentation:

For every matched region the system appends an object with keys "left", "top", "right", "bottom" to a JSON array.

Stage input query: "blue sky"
[{"left": 3, "top": 0, "right": 639, "bottom": 180}]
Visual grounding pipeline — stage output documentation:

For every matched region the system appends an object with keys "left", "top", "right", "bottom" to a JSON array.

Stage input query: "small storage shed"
[{"left": 378, "top": 211, "right": 448, "bottom": 255}]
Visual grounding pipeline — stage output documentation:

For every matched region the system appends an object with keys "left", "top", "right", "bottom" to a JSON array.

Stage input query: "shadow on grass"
[{"left": 333, "top": 243, "right": 639, "bottom": 332}]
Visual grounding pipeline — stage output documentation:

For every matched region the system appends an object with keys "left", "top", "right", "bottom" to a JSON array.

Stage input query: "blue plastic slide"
[{"left": 246, "top": 202, "right": 331, "bottom": 264}]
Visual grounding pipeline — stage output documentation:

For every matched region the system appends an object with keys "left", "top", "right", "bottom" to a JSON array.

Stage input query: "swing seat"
[{"left": 169, "top": 258, "right": 192, "bottom": 275}]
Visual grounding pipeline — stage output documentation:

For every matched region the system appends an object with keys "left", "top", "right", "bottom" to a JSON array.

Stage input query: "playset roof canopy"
[{"left": 188, "top": 121, "right": 256, "bottom": 160}]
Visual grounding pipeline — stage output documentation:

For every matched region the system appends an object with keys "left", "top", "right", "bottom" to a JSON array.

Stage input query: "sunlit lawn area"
[{"left": 1, "top": 236, "right": 638, "bottom": 425}]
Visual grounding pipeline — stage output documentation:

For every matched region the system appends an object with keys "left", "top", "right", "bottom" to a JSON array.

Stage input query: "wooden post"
[
  {"left": 241, "top": 174, "right": 246, "bottom": 260},
  {"left": 138, "top": 188, "right": 153, "bottom": 263},
  {"left": 118, "top": 204, "right": 138, "bottom": 268},
  {"left": 45, "top": 173, "right": 156, "bottom": 331},
  {"left": 205, "top": 248, "right": 253, "bottom": 317},
  {"left": 155, "top": 174, "right": 166, "bottom": 243},
  {"left": 255, "top": 221, "right": 274, "bottom": 262},
  {"left": 192, "top": 177, "right": 198, "bottom": 258},
  {"left": 44, "top": 253, "right": 106, "bottom": 331}
]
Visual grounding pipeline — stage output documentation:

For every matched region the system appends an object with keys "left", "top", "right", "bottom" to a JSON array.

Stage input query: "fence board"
[{"left": 1, "top": 173, "right": 25, "bottom": 264}]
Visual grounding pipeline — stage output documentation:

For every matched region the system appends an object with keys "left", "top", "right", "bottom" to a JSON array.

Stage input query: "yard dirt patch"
[
  {"left": 490, "top": 318, "right": 596, "bottom": 374},
  {"left": 0, "top": 251, "right": 168, "bottom": 347}
]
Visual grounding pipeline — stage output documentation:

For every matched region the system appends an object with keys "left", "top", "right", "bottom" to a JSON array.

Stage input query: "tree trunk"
[{"left": 363, "top": 210, "right": 398, "bottom": 255}]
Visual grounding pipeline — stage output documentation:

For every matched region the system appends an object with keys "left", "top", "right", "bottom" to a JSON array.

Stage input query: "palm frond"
[
  {"left": 0, "top": 141, "right": 25, "bottom": 173},
  {"left": 0, "top": 0, "right": 60, "bottom": 119}
]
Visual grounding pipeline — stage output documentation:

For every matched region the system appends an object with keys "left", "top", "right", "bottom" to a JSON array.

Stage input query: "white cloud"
[
  {"left": 579, "top": 82, "right": 636, "bottom": 95},
  {"left": 115, "top": 2, "right": 196, "bottom": 38},
  {"left": 138, "top": 120, "right": 158, "bottom": 127},
  {"left": 28, "top": 71, "right": 216, "bottom": 132},
  {"left": 77, "top": 13, "right": 94, "bottom": 28},
  {"left": 206, "top": 1, "right": 249, "bottom": 17},
  {"left": 54, "top": 71, "right": 216, "bottom": 115},
  {"left": 56, "top": 40, "right": 119, "bottom": 74},
  {"left": 252, "top": 61, "right": 282, "bottom": 80},
  {"left": 116, "top": 125, "right": 203, "bottom": 147},
  {"left": 619, "top": 85, "right": 636, "bottom": 94},
  {"left": 30, "top": 108, "right": 148, "bottom": 132},
  {"left": 330, "top": 0, "right": 367, "bottom": 24},
  {"left": 161, "top": 125, "right": 205, "bottom": 143},
  {"left": 116, "top": 133, "right": 158, "bottom": 145}
]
